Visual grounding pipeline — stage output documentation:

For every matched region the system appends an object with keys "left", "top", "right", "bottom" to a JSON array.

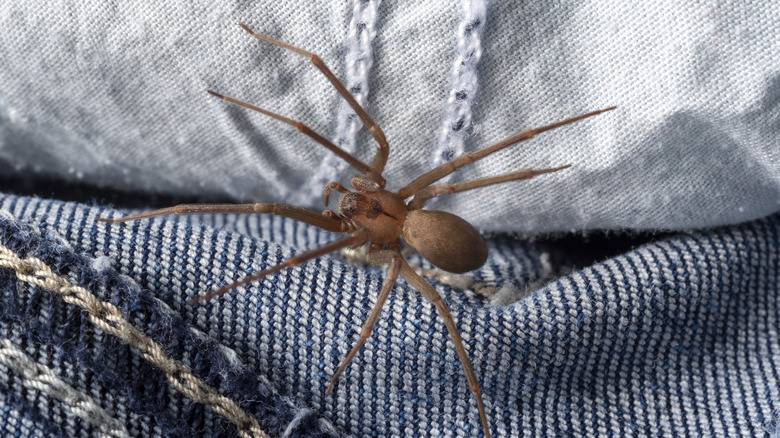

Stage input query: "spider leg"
[
  {"left": 397, "top": 106, "right": 615, "bottom": 199},
  {"left": 398, "top": 258, "right": 491, "bottom": 438},
  {"left": 407, "top": 164, "right": 571, "bottom": 210},
  {"left": 97, "top": 203, "right": 346, "bottom": 232},
  {"left": 238, "top": 23, "right": 390, "bottom": 182},
  {"left": 188, "top": 229, "right": 369, "bottom": 305},
  {"left": 326, "top": 244, "right": 402, "bottom": 395},
  {"left": 322, "top": 182, "right": 350, "bottom": 208},
  {"left": 207, "top": 90, "right": 381, "bottom": 182}
]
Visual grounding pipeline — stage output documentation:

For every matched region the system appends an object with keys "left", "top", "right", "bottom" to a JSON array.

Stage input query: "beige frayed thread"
[
  {"left": 341, "top": 245, "right": 500, "bottom": 298},
  {"left": 0, "top": 338, "right": 130, "bottom": 437},
  {"left": 0, "top": 244, "right": 269, "bottom": 438}
]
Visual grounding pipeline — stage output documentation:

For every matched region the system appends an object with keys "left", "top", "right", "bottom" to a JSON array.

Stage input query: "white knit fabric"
[{"left": 0, "top": 1, "right": 778, "bottom": 232}]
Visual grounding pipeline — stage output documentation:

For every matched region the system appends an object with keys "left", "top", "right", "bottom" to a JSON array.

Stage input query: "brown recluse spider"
[{"left": 97, "top": 22, "right": 615, "bottom": 438}]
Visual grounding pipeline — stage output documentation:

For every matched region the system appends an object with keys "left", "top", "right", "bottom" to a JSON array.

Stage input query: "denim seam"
[
  {"left": 0, "top": 338, "right": 129, "bottom": 437},
  {"left": 0, "top": 242, "right": 270, "bottom": 438}
]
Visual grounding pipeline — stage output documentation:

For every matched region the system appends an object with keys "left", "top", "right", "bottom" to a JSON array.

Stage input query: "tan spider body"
[
  {"left": 331, "top": 175, "right": 488, "bottom": 273},
  {"left": 98, "top": 22, "right": 615, "bottom": 438}
]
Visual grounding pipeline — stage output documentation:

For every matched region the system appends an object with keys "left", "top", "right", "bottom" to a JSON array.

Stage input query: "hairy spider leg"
[
  {"left": 97, "top": 203, "right": 345, "bottom": 231},
  {"left": 326, "top": 241, "right": 492, "bottom": 437},
  {"left": 326, "top": 244, "right": 402, "bottom": 394},
  {"left": 398, "top": 257, "right": 491, "bottom": 438},
  {"left": 206, "top": 90, "right": 380, "bottom": 182},
  {"left": 239, "top": 23, "right": 390, "bottom": 183},
  {"left": 407, "top": 164, "right": 571, "bottom": 210},
  {"left": 397, "top": 106, "right": 616, "bottom": 199},
  {"left": 188, "top": 229, "right": 369, "bottom": 304}
]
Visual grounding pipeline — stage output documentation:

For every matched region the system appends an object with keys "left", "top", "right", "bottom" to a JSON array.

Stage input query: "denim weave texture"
[{"left": 1, "top": 193, "right": 780, "bottom": 437}]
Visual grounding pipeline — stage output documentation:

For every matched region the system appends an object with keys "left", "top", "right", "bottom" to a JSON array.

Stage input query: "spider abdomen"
[{"left": 402, "top": 209, "right": 488, "bottom": 273}]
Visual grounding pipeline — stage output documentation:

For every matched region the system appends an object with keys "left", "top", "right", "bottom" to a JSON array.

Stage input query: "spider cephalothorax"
[{"left": 98, "top": 22, "right": 614, "bottom": 438}]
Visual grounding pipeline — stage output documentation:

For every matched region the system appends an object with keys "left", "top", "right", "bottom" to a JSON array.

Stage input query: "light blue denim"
[{"left": 2, "top": 194, "right": 780, "bottom": 437}]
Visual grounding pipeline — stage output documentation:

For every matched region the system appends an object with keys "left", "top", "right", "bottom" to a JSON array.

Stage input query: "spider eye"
[{"left": 338, "top": 193, "right": 382, "bottom": 219}]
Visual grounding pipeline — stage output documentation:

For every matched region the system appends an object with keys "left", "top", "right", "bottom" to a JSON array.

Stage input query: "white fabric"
[{"left": 0, "top": 1, "right": 778, "bottom": 233}]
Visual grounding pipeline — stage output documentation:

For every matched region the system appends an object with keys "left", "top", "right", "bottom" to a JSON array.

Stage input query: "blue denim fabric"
[
  {"left": 0, "top": 194, "right": 341, "bottom": 437},
  {"left": 1, "top": 192, "right": 779, "bottom": 437},
  {"left": 1, "top": 1, "right": 778, "bottom": 233}
]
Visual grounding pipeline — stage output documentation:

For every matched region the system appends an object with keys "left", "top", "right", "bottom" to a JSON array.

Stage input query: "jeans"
[{"left": 1, "top": 193, "right": 779, "bottom": 437}]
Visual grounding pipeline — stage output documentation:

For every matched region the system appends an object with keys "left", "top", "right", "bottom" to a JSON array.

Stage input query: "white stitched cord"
[
  {"left": 432, "top": 0, "right": 488, "bottom": 180},
  {"left": 295, "top": 0, "right": 381, "bottom": 205},
  {"left": 0, "top": 338, "right": 130, "bottom": 437}
]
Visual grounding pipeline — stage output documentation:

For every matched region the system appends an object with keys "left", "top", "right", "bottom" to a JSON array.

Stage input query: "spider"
[{"left": 98, "top": 22, "right": 614, "bottom": 438}]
